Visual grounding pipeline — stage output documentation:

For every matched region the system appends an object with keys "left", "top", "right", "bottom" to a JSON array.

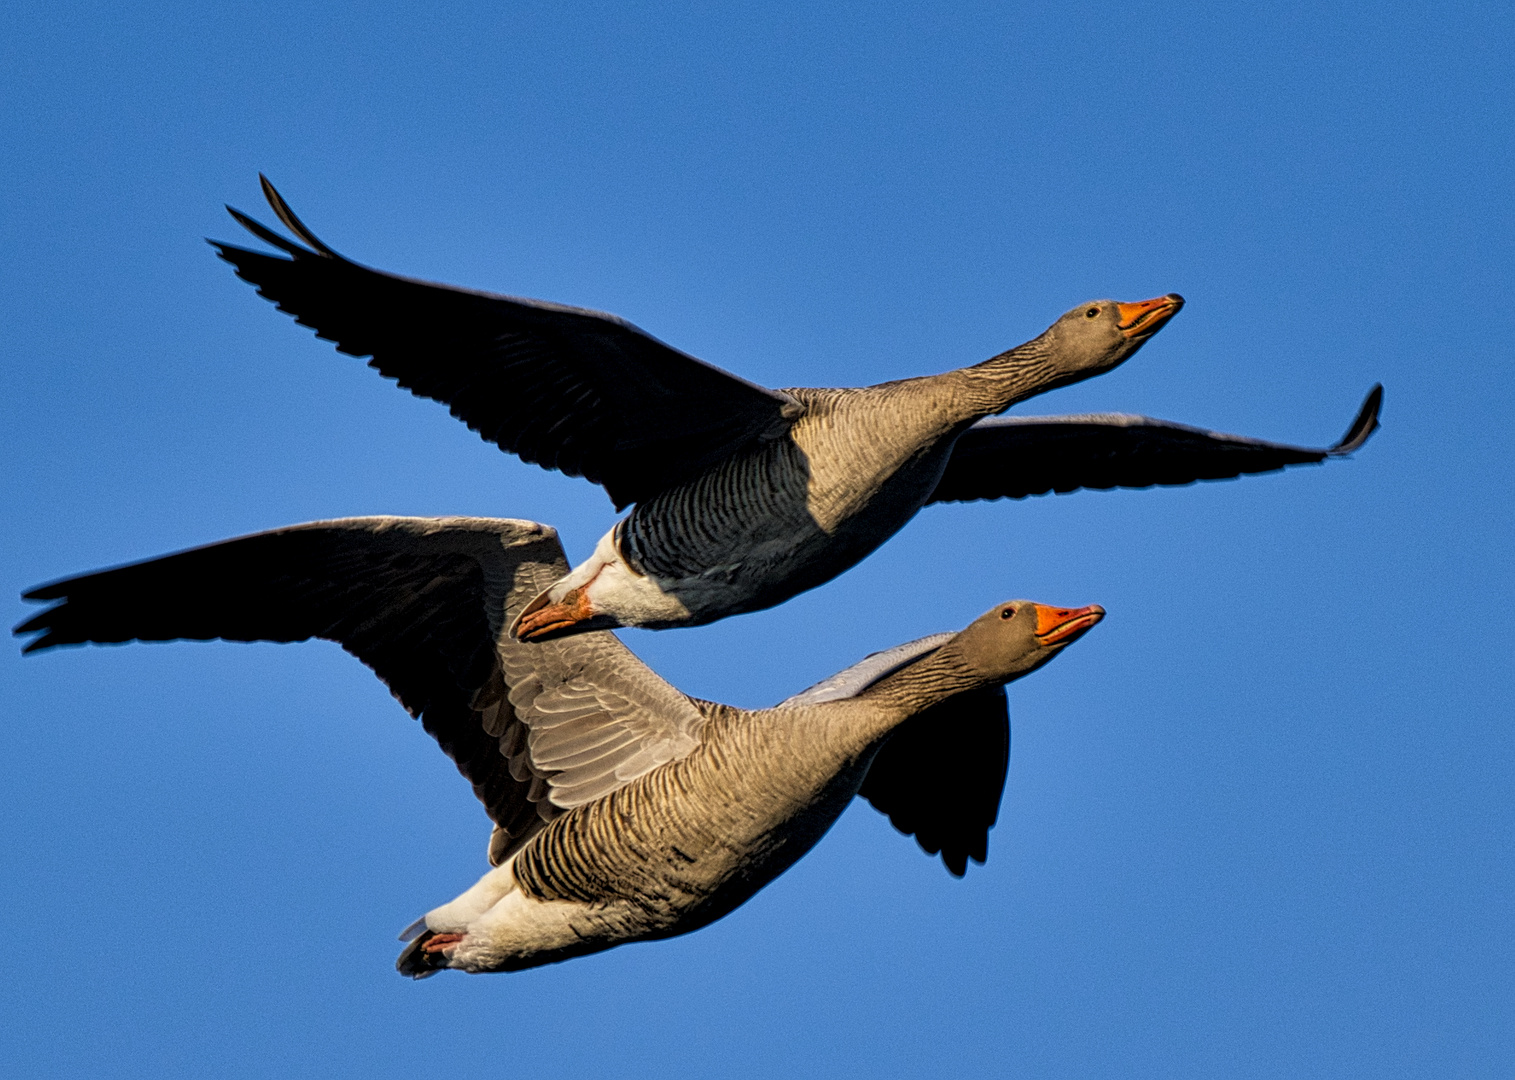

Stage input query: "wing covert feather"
[
  {"left": 780, "top": 634, "right": 956, "bottom": 708},
  {"left": 498, "top": 631, "right": 705, "bottom": 809}
]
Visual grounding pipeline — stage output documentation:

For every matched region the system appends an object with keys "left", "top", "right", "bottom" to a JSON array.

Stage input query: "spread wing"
[
  {"left": 781, "top": 634, "right": 1007, "bottom": 877},
  {"left": 211, "top": 177, "right": 801, "bottom": 510},
  {"left": 928, "top": 384, "right": 1381, "bottom": 504},
  {"left": 15, "top": 516, "right": 705, "bottom": 866}
]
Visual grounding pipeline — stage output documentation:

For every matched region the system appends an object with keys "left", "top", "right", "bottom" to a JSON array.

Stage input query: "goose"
[
  {"left": 15, "top": 516, "right": 1101, "bottom": 974},
  {"left": 214, "top": 177, "right": 1380, "bottom": 640}
]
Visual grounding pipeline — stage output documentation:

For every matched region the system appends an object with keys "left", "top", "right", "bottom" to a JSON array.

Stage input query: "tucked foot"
[
  {"left": 513, "top": 585, "right": 596, "bottom": 641},
  {"left": 396, "top": 930, "right": 462, "bottom": 979}
]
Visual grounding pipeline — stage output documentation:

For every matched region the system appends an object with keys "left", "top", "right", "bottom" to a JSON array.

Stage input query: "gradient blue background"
[{"left": 3, "top": 2, "right": 1511, "bottom": 1076}]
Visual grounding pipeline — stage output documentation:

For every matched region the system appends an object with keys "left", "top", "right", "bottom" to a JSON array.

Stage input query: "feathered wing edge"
[
  {"left": 929, "top": 384, "right": 1382, "bottom": 503},
  {"left": 210, "top": 177, "right": 802, "bottom": 509},
  {"left": 15, "top": 516, "right": 704, "bottom": 867},
  {"left": 15, "top": 517, "right": 574, "bottom": 864}
]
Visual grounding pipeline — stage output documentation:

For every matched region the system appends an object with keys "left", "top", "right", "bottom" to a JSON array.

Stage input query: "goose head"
[
  {"left": 949, "top": 599, "right": 1106, "bottom": 684},
  {"left": 1039, "top": 294, "right": 1185, "bottom": 382}
]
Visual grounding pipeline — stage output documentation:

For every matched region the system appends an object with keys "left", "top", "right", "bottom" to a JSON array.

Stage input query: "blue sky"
[{"left": 2, "top": 2, "right": 1511, "bottom": 1077}]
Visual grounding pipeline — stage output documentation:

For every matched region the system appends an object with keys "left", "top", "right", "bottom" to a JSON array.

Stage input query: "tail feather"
[{"left": 396, "top": 930, "right": 450, "bottom": 979}]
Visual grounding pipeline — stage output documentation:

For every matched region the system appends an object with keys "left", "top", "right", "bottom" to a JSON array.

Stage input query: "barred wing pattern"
[
  {"left": 929, "top": 384, "right": 1381, "bottom": 503},
  {"left": 212, "top": 178, "right": 800, "bottom": 510},
  {"left": 498, "top": 629, "right": 705, "bottom": 810}
]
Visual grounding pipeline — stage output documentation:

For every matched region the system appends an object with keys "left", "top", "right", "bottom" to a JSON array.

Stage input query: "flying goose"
[
  {"left": 214, "top": 178, "right": 1380, "bottom": 640},
  {"left": 15, "top": 516, "right": 1100, "bottom": 974}
]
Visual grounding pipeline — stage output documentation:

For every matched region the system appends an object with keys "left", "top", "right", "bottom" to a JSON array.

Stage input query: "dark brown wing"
[
  {"left": 212, "top": 177, "right": 800, "bottom": 510},
  {"left": 857, "top": 685, "right": 1010, "bottom": 878},
  {"left": 15, "top": 516, "right": 569, "bottom": 863},
  {"left": 928, "top": 384, "right": 1381, "bottom": 504}
]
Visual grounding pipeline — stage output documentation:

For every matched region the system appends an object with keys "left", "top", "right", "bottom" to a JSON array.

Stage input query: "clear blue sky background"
[{"left": 2, "top": 2, "right": 1511, "bottom": 1077}]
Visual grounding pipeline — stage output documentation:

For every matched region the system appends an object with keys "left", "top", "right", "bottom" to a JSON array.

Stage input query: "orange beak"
[
  {"left": 1116, "top": 294, "right": 1184, "bottom": 341},
  {"left": 1033, "top": 603, "right": 1106, "bottom": 647}
]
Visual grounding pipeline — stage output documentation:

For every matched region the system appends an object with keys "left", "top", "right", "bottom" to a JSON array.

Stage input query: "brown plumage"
[
  {"left": 15, "top": 517, "right": 1102, "bottom": 974},
  {"left": 211, "top": 177, "right": 1380, "bottom": 640}
]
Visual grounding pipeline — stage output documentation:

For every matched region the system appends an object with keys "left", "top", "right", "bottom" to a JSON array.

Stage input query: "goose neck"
[
  {"left": 955, "top": 337, "right": 1069, "bottom": 416},
  {"left": 856, "top": 644, "right": 988, "bottom": 724},
  {"left": 765, "top": 646, "right": 997, "bottom": 781}
]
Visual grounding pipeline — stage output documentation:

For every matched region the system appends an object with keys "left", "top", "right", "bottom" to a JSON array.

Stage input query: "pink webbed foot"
[{"left": 513, "top": 585, "right": 596, "bottom": 641}]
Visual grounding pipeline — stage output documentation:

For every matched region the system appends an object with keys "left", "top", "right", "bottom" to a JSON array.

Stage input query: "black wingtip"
[
  {"left": 1330, "top": 384, "right": 1383, "bottom": 455},
  {"left": 14, "top": 592, "right": 54, "bottom": 651},
  {"left": 257, "top": 175, "right": 338, "bottom": 258},
  {"left": 218, "top": 203, "right": 311, "bottom": 259},
  {"left": 13, "top": 619, "right": 51, "bottom": 654},
  {"left": 16, "top": 575, "right": 85, "bottom": 652}
]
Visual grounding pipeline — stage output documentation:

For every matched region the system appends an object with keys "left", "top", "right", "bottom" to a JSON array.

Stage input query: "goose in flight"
[
  {"left": 214, "top": 178, "right": 1380, "bottom": 640},
  {"left": 15, "top": 516, "right": 1101, "bottom": 974}
]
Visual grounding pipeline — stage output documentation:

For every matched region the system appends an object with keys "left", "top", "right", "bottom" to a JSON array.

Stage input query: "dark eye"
[
  {"left": 1000, "top": 607, "right": 1015, "bottom": 620},
  {"left": 1085, "top": 307, "right": 1100, "bottom": 318}
]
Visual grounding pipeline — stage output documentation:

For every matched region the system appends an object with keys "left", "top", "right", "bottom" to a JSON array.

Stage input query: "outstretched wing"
[
  {"left": 781, "top": 634, "right": 1007, "bottom": 877},
  {"left": 16, "top": 516, "right": 705, "bottom": 865},
  {"left": 212, "top": 177, "right": 802, "bottom": 510},
  {"left": 928, "top": 384, "right": 1381, "bottom": 504}
]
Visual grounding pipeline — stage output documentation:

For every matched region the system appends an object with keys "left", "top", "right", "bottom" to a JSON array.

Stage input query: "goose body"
[
  {"left": 585, "top": 381, "right": 976, "bottom": 629},
  {"left": 15, "top": 517, "right": 1100, "bottom": 974},
  {"left": 214, "top": 178, "right": 1381, "bottom": 639},
  {"left": 422, "top": 698, "right": 888, "bottom": 972}
]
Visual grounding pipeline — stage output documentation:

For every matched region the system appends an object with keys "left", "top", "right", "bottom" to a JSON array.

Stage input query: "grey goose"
[
  {"left": 15, "top": 516, "right": 1102, "bottom": 974},
  {"left": 213, "top": 177, "right": 1380, "bottom": 640}
]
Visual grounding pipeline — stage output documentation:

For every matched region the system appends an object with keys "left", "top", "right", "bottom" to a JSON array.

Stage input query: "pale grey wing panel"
[
  {"left": 16, "top": 516, "right": 573, "bottom": 864},
  {"left": 928, "top": 384, "right": 1382, "bottom": 504},
  {"left": 214, "top": 177, "right": 801, "bottom": 510},
  {"left": 498, "top": 629, "right": 706, "bottom": 810},
  {"left": 778, "top": 633, "right": 956, "bottom": 708}
]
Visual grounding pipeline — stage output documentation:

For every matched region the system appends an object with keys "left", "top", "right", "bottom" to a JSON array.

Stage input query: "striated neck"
[
  {"left": 840, "top": 643, "right": 990, "bottom": 747},
  {"left": 953, "top": 335, "right": 1077, "bottom": 417}
]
